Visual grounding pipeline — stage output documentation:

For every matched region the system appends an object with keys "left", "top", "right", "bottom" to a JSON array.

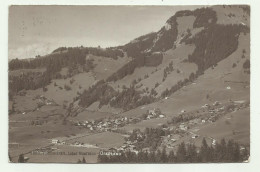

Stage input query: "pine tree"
[
  {"left": 82, "top": 157, "right": 86, "bottom": 163},
  {"left": 148, "top": 151, "right": 156, "bottom": 162},
  {"left": 156, "top": 149, "right": 162, "bottom": 162},
  {"left": 143, "top": 151, "right": 149, "bottom": 163},
  {"left": 200, "top": 138, "right": 210, "bottom": 162},
  {"left": 232, "top": 143, "right": 241, "bottom": 162},
  {"left": 168, "top": 150, "right": 175, "bottom": 162},
  {"left": 161, "top": 146, "right": 168, "bottom": 163},
  {"left": 8, "top": 154, "right": 12, "bottom": 163},
  {"left": 241, "top": 147, "right": 249, "bottom": 161},
  {"left": 226, "top": 140, "right": 235, "bottom": 162},
  {"left": 220, "top": 138, "right": 227, "bottom": 161},
  {"left": 187, "top": 144, "right": 197, "bottom": 162},
  {"left": 176, "top": 142, "right": 187, "bottom": 162},
  {"left": 18, "top": 154, "right": 25, "bottom": 163}
]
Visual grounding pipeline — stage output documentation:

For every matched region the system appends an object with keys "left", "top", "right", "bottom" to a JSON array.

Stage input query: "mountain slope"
[
  {"left": 77, "top": 5, "right": 249, "bottom": 114},
  {"left": 8, "top": 5, "right": 250, "bottom": 117}
]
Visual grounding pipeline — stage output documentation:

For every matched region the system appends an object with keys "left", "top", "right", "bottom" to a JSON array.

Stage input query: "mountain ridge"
[{"left": 8, "top": 5, "right": 250, "bottom": 115}]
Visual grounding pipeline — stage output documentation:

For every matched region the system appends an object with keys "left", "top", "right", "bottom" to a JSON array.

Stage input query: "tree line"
[
  {"left": 8, "top": 48, "right": 97, "bottom": 98},
  {"left": 78, "top": 81, "right": 157, "bottom": 111},
  {"left": 98, "top": 138, "right": 249, "bottom": 163}
]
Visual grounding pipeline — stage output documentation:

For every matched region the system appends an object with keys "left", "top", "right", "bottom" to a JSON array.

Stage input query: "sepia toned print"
[{"left": 8, "top": 5, "right": 250, "bottom": 163}]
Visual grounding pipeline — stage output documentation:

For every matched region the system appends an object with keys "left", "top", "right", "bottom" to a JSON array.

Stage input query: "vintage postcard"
[{"left": 8, "top": 5, "right": 250, "bottom": 164}]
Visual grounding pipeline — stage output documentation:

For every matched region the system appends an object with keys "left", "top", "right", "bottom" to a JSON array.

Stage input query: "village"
[
  {"left": 70, "top": 108, "right": 166, "bottom": 133},
  {"left": 95, "top": 99, "right": 249, "bottom": 155},
  {"left": 20, "top": 99, "right": 249, "bottom": 159}
]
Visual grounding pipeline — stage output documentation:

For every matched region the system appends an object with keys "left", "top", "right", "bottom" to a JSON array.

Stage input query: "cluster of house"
[
  {"left": 51, "top": 138, "right": 65, "bottom": 145},
  {"left": 71, "top": 108, "right": 166, "bottom": 134},
  {"left": 167, "top": 100, "right": 249, "bottom": 145},
  {"left": 162, "top": 134, "right": 181, "bottom": 148},
  {"left": 144, "top": 108, "right": 166, "bottom": 120},
  {"left": 103, "top": 140, "right": 140, "bottom": 155},
  {"left": 201, "top": 100, "right": 249, "bottom": 123},
  {"left": 173, "top": 102, "right": 226, "bottom": 132},
  {"left": 34, "top": 95, "right": 56, "bottom": 108},
  {"left": 31, "top": 147, "right": 57, "bottom": 155},
  {"left": 72, "top": 116, "right": 142, "bottom": 132},
  {"left": 50, "top": 137, "right": 99, "bottom": 149}
]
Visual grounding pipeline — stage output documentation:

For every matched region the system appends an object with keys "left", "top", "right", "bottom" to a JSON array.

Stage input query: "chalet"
[
  {"left": 149, "top": 109, "right": 155, "bottom": 116},
  {"left": 146, "top": 115, "right": 152, "bottom": 120},
  {"left": 192, "top": 135, "right": 199, "bottom": 139},
  {"left": 171, "top": 138, "right": 177, "bottom": 142},
  {"left": 240, "top": 146, "right": 246, "bottom": 151},
  {"left": 51, "top": 139, "right": 60, "bottom": 144},
  {"left": 51, "top": 147, "right": 58, "bottom": 151},
  {"left": 179, "top": 124, "right": 188, "bottom": 131},
  {"left": 240, "top": 22, "right": 246, "bottom": 26},
  {"left": 159, "top": 114, "right": 165, "bottom": 118},
  {"left": 24, "top": 157, "right": 30, "bottom": 162},
  {"left": 209, "top": 110, "right": 215, "bottom": 114},
  {"left": 108, "top": 147, "right": 117, "bottom": 152},
  {"left": 118, "top": 147, "right": 124, "bottom": 151},
  {"left": 126, "top": 141, "right": 132, "bottom": 144},
  {"left": 181, "top": 109, "right": 186, "bottom": 113},
  {"left": 202, "top": 104, "right": 209, "bottom": 108},
  {"left": 213, "top": 101, "right": 221, "bottom": 106},
  {"left": 128, "top": 118, "right": 133, "bottom": 122},
  {"left": 73, "top": 141, "right": 80, "bottom": 145}
]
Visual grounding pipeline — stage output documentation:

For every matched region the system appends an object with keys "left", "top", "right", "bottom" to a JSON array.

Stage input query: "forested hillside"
[{"left": 8, "top": 5, "right": 250, "bottom": 113}]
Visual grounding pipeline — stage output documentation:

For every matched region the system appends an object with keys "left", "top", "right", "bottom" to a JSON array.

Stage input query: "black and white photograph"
[
  {"left": 7, "top": 4, "right": 251, "bottom": 164},
  {"left": 1, "top": 0, "right": 260, "bottom": 171}
]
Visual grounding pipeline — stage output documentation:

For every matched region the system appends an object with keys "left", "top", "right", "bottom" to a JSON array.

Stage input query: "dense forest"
[
  {"left": 8, "top": 46, "right": 124, "bottom": 98},
  {"left": 78, "top": 82, "right": 157, "bottom": 111},
  {"left": 119, "top": 7, "right": 218, "bottom": 59},
  {"left": 98, "top": 138, "right": 249, "bottom": 163},
  {"left": 78, "top": 80, "right": 116, "bottom": 108},
  {"left": 9, "top": 46, "right": 124, "bottom": 71},
  {"left": 161, "top": 72, "right": 196, "bottom": 98},
  {"left": 107, "top": 52, "right": 163, "bottom": 82},
  {"left": 9, "top": 47, "right": 88, "bottom": 71},
  {"left": 120, "top": 32, "right": 157, "bottom": 58},
  {"left": 184, "top": 24, "right": 249, "bottom": 73}
]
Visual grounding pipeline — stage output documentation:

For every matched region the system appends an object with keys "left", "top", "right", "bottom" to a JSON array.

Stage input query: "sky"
[{"left": 8, "top": 5, "right": 200, "bottom": 60}]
